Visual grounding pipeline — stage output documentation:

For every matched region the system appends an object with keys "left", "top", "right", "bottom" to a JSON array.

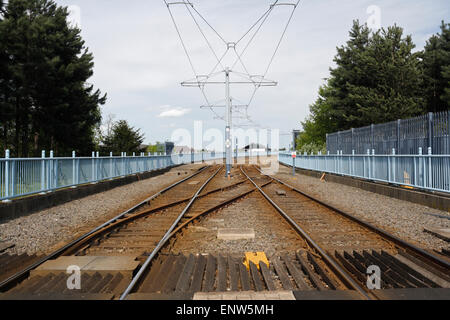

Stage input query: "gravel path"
[
  {"left": 0, "top": 164, "right": 205, "bottom": 255},
  {"left": 274, "top": 165, "right": 450, "bottom": 251}
]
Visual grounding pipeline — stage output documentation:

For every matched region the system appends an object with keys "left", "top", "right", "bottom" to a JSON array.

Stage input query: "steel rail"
[
  {"left": 119, "top": 166, "right": 223, "bottom": 300},
  {"left": 61, "top": 179, "right": 251, "bottom": 256},
  {"left": 261, "top": 167, "right": 450, "bottom": 271},
  {"left": 240, "top": 166, "right": 372, "bottom": 300},
  {"left": 168, "top": 179, "right": 274, "bottom": 238},
  {"left": 0, "top": 165, "right": 210, "bottom": 292}
]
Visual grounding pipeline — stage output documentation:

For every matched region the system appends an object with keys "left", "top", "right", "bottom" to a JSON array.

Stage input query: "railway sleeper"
[
  {"left": 334, "top": 250, "right": 450, "bottom": 290},
  {"left": 134, "top": 251, "right": 350, "bottom": 296}
]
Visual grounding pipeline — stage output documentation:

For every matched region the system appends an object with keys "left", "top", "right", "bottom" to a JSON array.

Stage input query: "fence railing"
[
  {"left": 326, "top": 111, "right": 450, "bottom": 155},
  {"left": 0, "top": 151, "right": 226, "bottom": 201},
  {"left": 0, "top": 150, "right": 275, "bottom": 201},
  {"left": 279, "top": 152, "right": 450, "bottom": 194}
]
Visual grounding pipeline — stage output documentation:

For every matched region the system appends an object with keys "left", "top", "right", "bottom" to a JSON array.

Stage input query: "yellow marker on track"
[{"left": 244, "top": 252, "right": 269, "bottom": 270}]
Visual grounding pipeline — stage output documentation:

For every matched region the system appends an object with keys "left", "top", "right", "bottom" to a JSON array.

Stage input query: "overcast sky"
[{"left": 55, "top": 0, "right": 449, "bottom": 148}]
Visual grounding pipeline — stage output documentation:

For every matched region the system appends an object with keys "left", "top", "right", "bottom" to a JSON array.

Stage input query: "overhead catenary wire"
[
  {"left": 262, "top": 0, "right": 301, "bottom": 78},
  {"left": 164, "top": 0, "right": 198, "bottom": 78},
  {"left": 164, "top": 0, "right": 301, "bottom": 126},
  {"left": 230, "top": 3, "right": 276, "bottom": 71},
  {"left": 244, "top": 0, "right": 301, "bottom": 109},
  {"left": 183, "top": 2, "right": 225, "bottom": 72},
  {"left": 234, "top": 1, "right": 279, "bottom": 46}
]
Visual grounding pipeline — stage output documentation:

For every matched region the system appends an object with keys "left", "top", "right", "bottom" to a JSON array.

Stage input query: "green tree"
[
  {"left": 422, "top": 21, "right": 450, "bottom": 112},
  {"left": 0, "top": 0, "right": 106, "bottom": 157},
  {"left": 147, "top": 142, "right": 164, "bottom": 154},
  {"left": 102, "top": 120, "right": 145, "bottom": 154},
  {"left": 297, "top": 21, "right": 425, "bottom": 150}
]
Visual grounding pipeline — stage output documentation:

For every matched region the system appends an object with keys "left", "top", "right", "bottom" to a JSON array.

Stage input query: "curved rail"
[
  {"left": 259, "top": 167, "right": 450, "bottom": 271},
  {"left": 0, "top": 165, "right": 210, "bottom": 292},
  {"left": 119, "top": 166, "right": 223, "bottom": 300},
  {"left": 240, "top": 166, "right": 372, "bottom": 300}
]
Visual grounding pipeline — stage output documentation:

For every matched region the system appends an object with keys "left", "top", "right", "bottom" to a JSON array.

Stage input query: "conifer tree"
[
  {"left": 422, "top": 21, "right": 450, "bottom": 112},
  {"left": 0, "top": 0, "right": 106, "bottom": 156}
]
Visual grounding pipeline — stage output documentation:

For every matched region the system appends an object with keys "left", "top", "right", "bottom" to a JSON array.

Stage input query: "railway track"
[
  {"left": 0, "top": 164, "right": 448, "bottom": 300},
  {"left": 242, "top": 165, "right": 450, "bottom": 297}
]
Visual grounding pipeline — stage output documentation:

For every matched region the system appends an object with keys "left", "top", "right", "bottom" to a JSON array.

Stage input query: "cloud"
[
  {"left": 158, "top": 107, "right": 191, "bottom": 118},
  {"left": 54, "top": 0, "right": 449, "bottom": 148}
]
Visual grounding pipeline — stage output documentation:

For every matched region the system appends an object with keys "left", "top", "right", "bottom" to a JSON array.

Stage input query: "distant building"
[
  {"left": 173, "top": 146, "right": 193, "bottom": 154},
  {"left": 243, "top": 143, "right": 267, "bottom": 152},
  {"left": 164, "top": 142, "right": 174, "bottom": 155}
]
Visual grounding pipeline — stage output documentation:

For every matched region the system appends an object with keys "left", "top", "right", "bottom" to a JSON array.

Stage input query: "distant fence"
[
  {"left": 279, "top": 153, "right": 450, "bottom": 194},
  {"left": 0, "top": 151, "right": 225, "bottom": 201},
  {"left": 0, "top": 150, "right": 274, "bottom": 201},
  {"left": 326, "top": 111, "right": 450, "bottom": 155}
]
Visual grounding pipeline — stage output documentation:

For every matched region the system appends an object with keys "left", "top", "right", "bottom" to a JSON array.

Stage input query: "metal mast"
[{"left": 225, "top": 68, "right": 232, "bottom": 176}]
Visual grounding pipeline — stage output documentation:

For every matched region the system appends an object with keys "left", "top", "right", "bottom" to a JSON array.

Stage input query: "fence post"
[
  {"left": 388, "top": 149, "right": 391, "bottom": 183},
  {"left": 392, "top": 148, "right": 396, "bottom": 183},
  {"left": 91, "top": 151, "right": 95, "bottom": 183},
  {"left": 372, "top": 149, "right": 375, "bottom": 178},
  {"left": 40, "top": 150, "right": 46, "bottom": 193},
  {"left": 418, "top": 147, "right": 423, "bottom": 187},
  {"left": 96, "top": 151, "right": 100, "bottom": 180},
  {"left": 351, "top": 150, "right": 355, "bottom": 175},
  {"left": 49, "top": 150, "right": 54, "bottom": 190},
  {"left": 72, "top": 151, "right": 76, "bottom": 186},
  {"left": 428, "top": 147, "right": 432, "bottom": 189},
  {"left": 367, "top": 149, "right": 371, "bottom": 179},
  {"left": 337, "top": 131, "right": 341, "bottom": 154},
  {"left": 351, "top": 129, "right": 354, "bottom": 153},
  {"left": 428, "top": 112, "right": 433, "bottom": 152},
  {"left": 371, "top": 124, "right": 375, "bottom": 152},
  {"left": 121, "top": 152, "right": 125, "bottom": 176},
  {"left": 413, "top": 148, "right": 418, "bottom": 187},
  {"left": 397, "top": 119, "right": 401, "bottom": 153},
  {"left": 447, "top": 111, "right": 450, "bottom": 154},
  {"left": 10, "top": 152, "right": 16, "bottom": 198},
  {"left": 4, "top": 150, "right": 10, "bottom": 200},
  {"left": 109, "top": 152, "right": 113, "bottom": 178}
]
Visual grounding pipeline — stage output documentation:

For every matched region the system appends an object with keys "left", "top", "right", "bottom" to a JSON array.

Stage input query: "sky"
[{"left": 55, "top": 0, "right": 449, "bottom": 149}]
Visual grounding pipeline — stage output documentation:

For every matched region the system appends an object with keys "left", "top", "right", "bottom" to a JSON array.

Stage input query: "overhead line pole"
[{"left": 225, "top": 68, "right": 232, "bottom": 177}]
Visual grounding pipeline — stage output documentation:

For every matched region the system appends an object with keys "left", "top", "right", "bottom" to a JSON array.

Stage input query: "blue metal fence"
[
  {"left": 279, "top": 152, "right": 450, "bottom": 194},
  {"left": 0, "top": 151, "right": 229, "bottom": 201},
  {"left": 0, "top": 150, "right": 274, "bottom": 201},
  {"left": 326, "top": 111, "right": 450, "bottom": 155}
]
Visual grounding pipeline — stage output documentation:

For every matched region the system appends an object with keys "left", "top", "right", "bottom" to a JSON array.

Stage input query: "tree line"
[
  {"left": 297, "top": 20, "right": 450, "bottom": 152},
  {"left": 0, "top": 0, "right": 106, "bottom": 157}
]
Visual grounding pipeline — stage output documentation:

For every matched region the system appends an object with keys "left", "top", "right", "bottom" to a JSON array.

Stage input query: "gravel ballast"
[
  {"left": 0, "top": 164, "right": 205, "bottom": 255},
  {"left": 274, "top": 165, "right": 450, "bottom": 251},
  {"left": 170, "top": 191, "right": 307, "bottom": 257}
]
